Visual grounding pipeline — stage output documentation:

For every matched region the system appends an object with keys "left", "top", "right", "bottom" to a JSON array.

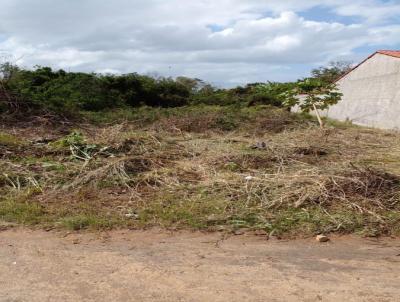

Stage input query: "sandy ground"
[{"left": 0, "top": 229, "right": 399, "bottom": 302}]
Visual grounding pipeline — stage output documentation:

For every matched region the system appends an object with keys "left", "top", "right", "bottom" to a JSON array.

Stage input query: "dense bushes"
[
  {"left": 2, "top": 66, "right": 193, "bottom": 112},
  {"left": 0, "top": 64, "right": 296, "bottom": 114}
]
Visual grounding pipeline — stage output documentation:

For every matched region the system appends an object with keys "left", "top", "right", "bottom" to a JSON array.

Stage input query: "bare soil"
[{"left": 1, "top": 229, "right": 399, "bottom": 302}]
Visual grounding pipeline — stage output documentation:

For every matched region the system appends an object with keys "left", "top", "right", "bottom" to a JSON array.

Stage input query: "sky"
[{"left": 0, "top": 0, "right": 399, "bottom": 87}]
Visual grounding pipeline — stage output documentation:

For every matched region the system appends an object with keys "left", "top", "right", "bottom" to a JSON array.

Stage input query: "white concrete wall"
[{"left": 324, "top": 53, "right": 400, "bottom": 129}]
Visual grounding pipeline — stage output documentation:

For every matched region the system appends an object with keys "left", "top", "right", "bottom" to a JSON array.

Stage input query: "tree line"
[{"left": 0, "top": 61, "right": 351, "bottom": 115}]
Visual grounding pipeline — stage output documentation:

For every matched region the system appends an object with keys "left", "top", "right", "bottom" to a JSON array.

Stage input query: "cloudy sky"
[{"left": 0, "top": 0, "right": 399, "bottom": 86}]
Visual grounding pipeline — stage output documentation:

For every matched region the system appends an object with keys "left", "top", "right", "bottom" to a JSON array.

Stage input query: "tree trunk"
[{"left": 312, "top": 104, "right": 324, "bottom": 128}]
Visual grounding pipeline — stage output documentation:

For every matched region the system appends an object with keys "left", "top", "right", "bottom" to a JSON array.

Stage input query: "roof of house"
[
  {"left": 377, "top": 50, "right": 400, "bottom": 58},
  {"left": 335, "top": 50, "right": 400, "bottom": 82}
]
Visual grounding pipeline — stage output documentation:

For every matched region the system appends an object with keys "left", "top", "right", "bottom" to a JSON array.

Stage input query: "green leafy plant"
[
  {"left": 50, "top": 131, "right": 100, "bottom": 161},
  {"left": 284, "top": 78, "right": 342, "bottom": 128}
]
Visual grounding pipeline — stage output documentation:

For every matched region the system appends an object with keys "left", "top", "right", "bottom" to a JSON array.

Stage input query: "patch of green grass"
[
  {"left": 323, "top": 117, "right": 358, "bottom": 129},
  {"left": 59, "top": 214, "right": 123, "bottom": 231},
  {"left": 262, "top": 208, "right": 360, "bottom": 237},
  {"left": 136, "top": 184, "right": 400, "bottom": 237},
  {"left": 41, "top": 161, "right": 66, "bottom": 172},
  {"left": 251, "top": 207, "right": 400, "bottom": 238},
  {"left": 222, "top": 162, "right": 241, "bottom": 172},
  {"left": 382, "top": 211, "right": 400, "bottom": 236},
  {"left": 138, "top": 192, "right": 231, "bottom": 228},
  {"left": 0, "top": 199, "right": 45, "bottom": 225},
  {"left": 16, "top": 156, "right": 66, "bottom": 172},
  {"left": 0, "top": 132, "right": 25, "bottom": 147},
  {"left": 0, "top": 193, "right": 125, "bottom": 231}
]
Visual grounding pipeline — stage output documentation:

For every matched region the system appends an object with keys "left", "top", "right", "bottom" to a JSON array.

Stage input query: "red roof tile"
[{"left": 377, "top": 50, "right": 400, "bottom": 58}]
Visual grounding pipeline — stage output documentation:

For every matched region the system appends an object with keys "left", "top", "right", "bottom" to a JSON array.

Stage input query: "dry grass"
[{"left": 1, "top": 107, "right": 400, "bottom": 237}]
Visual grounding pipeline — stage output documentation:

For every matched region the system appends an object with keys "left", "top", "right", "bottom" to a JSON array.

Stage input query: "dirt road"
[{"left": 0, "top": 229, "right": 399, "bottom": 302}]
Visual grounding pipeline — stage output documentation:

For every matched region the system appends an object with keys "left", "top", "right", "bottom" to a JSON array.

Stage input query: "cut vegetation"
[{"left": 1, "top": 105, "right": 400, "bottom": 237}]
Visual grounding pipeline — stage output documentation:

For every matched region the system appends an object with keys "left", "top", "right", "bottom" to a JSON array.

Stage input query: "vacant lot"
[{"left": 1, "top": 106, "right": 400, "bottom": 237}]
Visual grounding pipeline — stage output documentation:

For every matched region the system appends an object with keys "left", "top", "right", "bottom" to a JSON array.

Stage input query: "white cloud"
[{"left": 0, "top": 0, "right": 399, "bottom": 85}]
